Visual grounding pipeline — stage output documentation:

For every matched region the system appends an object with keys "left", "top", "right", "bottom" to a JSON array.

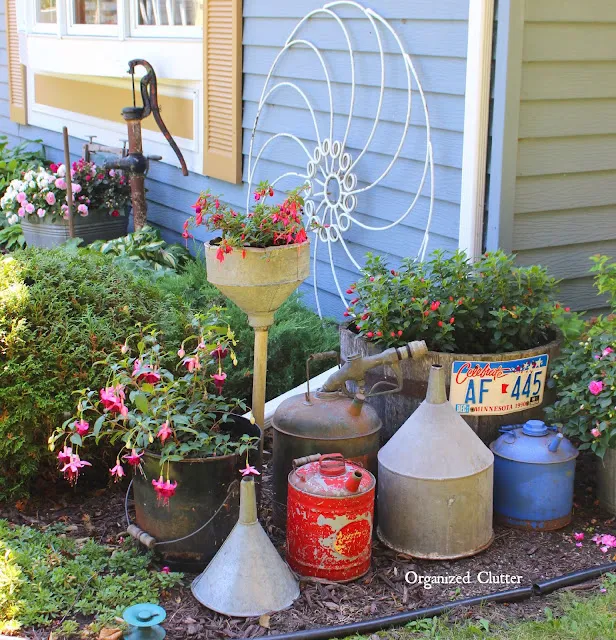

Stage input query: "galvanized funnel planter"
[
  {"left": 378, "top": 364, "right": 494, "bottom": 559},
  {"left": 21, "top": 209, "right": 128, "bottom": 248},
  {"left": 191, "top": 476, "right": 299, "bottom": 616},
  {"left": 205, "top": 240, "right": 310, "bottom": 429}
]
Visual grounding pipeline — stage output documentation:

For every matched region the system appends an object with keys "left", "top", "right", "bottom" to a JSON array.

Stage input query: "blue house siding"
[{"left": 0, "top": 0, "right": 470, "bottom": 318}]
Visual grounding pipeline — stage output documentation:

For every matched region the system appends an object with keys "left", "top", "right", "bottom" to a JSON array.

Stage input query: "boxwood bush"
[{"left": 0, "top": 249, "right": 186, "bottom": 499}]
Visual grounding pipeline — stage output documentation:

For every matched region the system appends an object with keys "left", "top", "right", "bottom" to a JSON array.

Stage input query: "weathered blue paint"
[
  {"left": 490, "top": 420, "right": 578, "bottom": 531},
  {"left": 0, "top": 0, "right": 470, "bottom": 318}
]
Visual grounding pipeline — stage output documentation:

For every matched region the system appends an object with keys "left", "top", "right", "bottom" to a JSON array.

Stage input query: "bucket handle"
[{"left": 305, "top": 351, "right": 340, "bottom": 402}]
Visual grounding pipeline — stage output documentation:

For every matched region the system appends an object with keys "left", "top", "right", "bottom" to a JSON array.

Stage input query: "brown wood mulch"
[{"left": 1, "top": 451, "right": 615, "bottom": 639}]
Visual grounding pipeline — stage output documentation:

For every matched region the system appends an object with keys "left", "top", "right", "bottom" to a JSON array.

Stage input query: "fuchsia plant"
[
  {"left": 49, "top": 313, "right": 259, "bottom": 505},
  {"left": 182, "top": 180, "right": 309, "bottom": 261}
]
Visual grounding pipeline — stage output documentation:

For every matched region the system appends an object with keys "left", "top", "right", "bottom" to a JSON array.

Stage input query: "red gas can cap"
[{"left": 289, "top": 453, "right": 375, "bottom": 497}]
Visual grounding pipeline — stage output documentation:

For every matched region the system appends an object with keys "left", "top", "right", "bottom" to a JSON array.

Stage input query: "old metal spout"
[
  {"left": 548, "top": 433, "right": 564, "bottom": 453},
  {"left": 425, "top": 364, "right": 447, "bottom": 404},
  {"left": 238, "top": 477, "right": 258, "bottom": 524},
  {"left": 348, "top": 393, "right": 366, "bottom": 417},
  {"left": 345, "top": 470, "right": 363, "bottom": 493}
]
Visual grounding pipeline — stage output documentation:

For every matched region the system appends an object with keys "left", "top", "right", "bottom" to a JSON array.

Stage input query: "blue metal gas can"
[{"left": 490, "top": 419, "right": 578, "bottom": 530}]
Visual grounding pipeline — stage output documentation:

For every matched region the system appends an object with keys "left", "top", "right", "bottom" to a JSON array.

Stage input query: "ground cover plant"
[
  {"left": 0, "top": 248, "right": 186, "bottom": 499},
  {"left": 0, "top": 519, "right": 182, "bottom": 636},
  {"left": 0, "top": 136, "right": 46, "bottom": 200},
  {"left": 347, "top": 250, "right": 570, "bottom": 353}
]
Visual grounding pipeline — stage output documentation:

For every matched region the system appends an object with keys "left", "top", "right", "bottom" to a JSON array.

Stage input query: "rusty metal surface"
[
  {"left": 287, "top": 457, "right": 375, "bottom": 582},
  {"left": 494, "top": 512, "right": 572, "bottom": 531},
  {"left": 133, "top": 416, "right": 262, "bottom": 571},
  {"left": 340, "top": 327, "right": 561, "bottom": 445}
]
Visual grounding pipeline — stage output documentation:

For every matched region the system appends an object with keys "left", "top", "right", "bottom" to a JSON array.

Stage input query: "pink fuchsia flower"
[
  {"left": 37, "top": 208, "right": 46, "bottom": 218},
  {"left": 177, "top": 348, "right": 185, "bottom": 358},
  {"left": 211, "top": 345, "right": 229, "bottom": 360},
  {"left": 55, "top": 178, "right": 67, "bottom": 190},
  {"left": 574, "top": 532, "right": 585, "bottom": 541},
  {"left": 77, "top": 204, "right": 88, "bottom": 216},
  {"left": 152, "top": 476, "right": 178, "bottom": 505},
  {"left": 100, "top": 385, "right": 127, "bottom": 414},
  {"left": 16, "top": 192, "right": 27, "bottom": 204},
  {"left": 603, "top": 347, "right": 614, "bottom": 357},
  {"left": 121, "top": 343, "right": 129, "bottom": 354},
  {"left": 25, "top": 203, "right": 35, "bottom": 214},
  {"left": 74, "top": 419, "right": 89, "bottom": 436},
  {"left": 157, "top": 421, "right": 173, "bottom": 443},
  {"left": 212, "top": 372, "right": 227, "bottom": 394},
  {"left": 132, "top": 360, "right": 161, "bottom": 384},
  {"left": 589, "top": 380, "right": 604, "bottom": 396},
  {"left": 110, "top": 461, "right": 125, "bottom": 481},
  {"left": 592, "top": 428, "right": 602, "bottom": 438},
  {"left": 45, "top": 191, "right": 56, "bottom": 206},
  {"left": 240, "top": 463, "right": 260, "bottom": 477},
  {"left": 123, "top": 449, "right": 144, "bottom": 467},
  {"left": 61, "top": 453, "right": 91, "bottom": 484},
  {"left": 57, "top": 445, "right": 72, "bottom": 464},
  {"left": 184, "top": 355, "right": 200, "bottom": 372}
]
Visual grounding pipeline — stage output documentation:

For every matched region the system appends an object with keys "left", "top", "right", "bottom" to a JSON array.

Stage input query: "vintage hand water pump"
[{"left": 104, "top": 59, "right": 189, "bottom": 230}]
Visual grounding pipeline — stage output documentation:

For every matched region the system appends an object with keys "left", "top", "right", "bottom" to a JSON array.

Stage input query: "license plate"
[{"left": 449, "top": 354, "right": 549, "bottom": 416}]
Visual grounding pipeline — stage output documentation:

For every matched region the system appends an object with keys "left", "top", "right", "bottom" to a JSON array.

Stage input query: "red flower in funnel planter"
[
  {"left": 49, "top": 313, "right": 259, "bottom": 504},
  {"left": 187, "top": 181, "right": 310, "bottom": 262}
]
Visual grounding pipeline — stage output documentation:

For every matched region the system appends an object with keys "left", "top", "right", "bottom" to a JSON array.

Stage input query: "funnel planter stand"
[
  {"left": 21, "top": 209, "right": 128, "bottom": 248},
  {"left": 205, "top": 240, "right": 310, "bottom": 429}
]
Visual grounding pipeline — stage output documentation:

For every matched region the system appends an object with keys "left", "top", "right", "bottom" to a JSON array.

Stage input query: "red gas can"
[{"left": 286, "top": 453, "right": 376, "bottom": 582}]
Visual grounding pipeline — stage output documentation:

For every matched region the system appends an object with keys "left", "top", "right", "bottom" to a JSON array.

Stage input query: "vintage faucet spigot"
[{"left": 103, "top": 59, "right": 188, "bottom": 230}]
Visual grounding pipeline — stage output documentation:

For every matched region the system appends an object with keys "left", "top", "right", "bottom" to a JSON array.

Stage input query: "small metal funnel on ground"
[{"left": 191, "top": 477, "right": 300, "bottom": 616}]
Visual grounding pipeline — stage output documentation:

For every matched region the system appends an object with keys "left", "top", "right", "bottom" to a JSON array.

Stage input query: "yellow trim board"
[{"left": 34, "top": 74, "right": 193, "bottom": 141}]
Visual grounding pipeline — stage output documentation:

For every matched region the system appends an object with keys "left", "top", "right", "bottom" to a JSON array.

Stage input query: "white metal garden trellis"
[{"left": 247, "top": 0, "right": 435, "bottom": 317}]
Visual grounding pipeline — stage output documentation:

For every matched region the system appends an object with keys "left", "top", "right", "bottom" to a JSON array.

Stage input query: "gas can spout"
[
  {"left": 548, "top": 433, "right": 564, "bottom": 452},
  {"left": 345, "top": 470, "right": 363, "bottom": 493},
  {"left": 425, "top": 364, "right": 447, "bottom": 404}
]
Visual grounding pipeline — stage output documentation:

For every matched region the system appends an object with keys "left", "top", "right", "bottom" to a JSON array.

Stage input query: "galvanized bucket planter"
[
  {"left": 340, "top": 327, "right": 561, "bottom": 445},
  {"left": 597, "top": 448, "right": 616, "bottom": 516},
  {"left": 132, "top": 414, "right": 262, "bottom": 571},
  {"left": 21, "top": 209, "right": 128, "bottom": 248}
]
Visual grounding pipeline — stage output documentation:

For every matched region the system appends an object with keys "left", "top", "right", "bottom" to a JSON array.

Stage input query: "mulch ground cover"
[{"left": 2, "top": 449, "right": 615, "bottom": 639}]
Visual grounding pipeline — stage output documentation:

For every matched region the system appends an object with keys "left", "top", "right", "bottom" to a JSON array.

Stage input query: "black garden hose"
[{"left": 260, "top": 562, "right": 616, "bottom": 640}]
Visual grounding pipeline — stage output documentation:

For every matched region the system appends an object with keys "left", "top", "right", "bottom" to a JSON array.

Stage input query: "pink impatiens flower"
[
  {"left": 592, "top": 428, "right": 601, "bottom": 438},
  {"left": 603, "top": 347, "right": 614, "bottom": 357},
  {"left": 589, "top": 380, "right": 604, "bottom": 396},
  {"left": 110, "top": 461, "right": 125, "bottom": 481},
  {"left": 74, "top": 419, "right": 89, "bottom": 436},
  {"left": 45, "top": 191, "right": 56, "bottom": 206},
  {"left": 123, "top": 449, "right": 144, "bottom": 467},
  {"left": 157, "top": 421, "right": 173, "bottom": 443},
  {"left": 55, "top": 178, "right": 67, "bottom": 190},
  {"left": 77, "top": 204, "right": 88, "bottom": 216},
  {"left": 574, "top": 532, "right": 585, "bottom": 541},
  {"left": 152, "top": 476, "right": 178, "bottom": 505},
  {"left": 16, "top": 192, "right": 26, "bottom": 204},
  {"left": 61, "top": 453, "right": 91, "bottom": 484}
]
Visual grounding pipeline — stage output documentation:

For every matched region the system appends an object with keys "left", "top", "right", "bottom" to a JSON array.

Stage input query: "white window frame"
[
  {"left": 129, "top": 0, "right": 201, "bottom": 39},
  {"left": 29, "top": 0, "right": 60, "bottom": 35}
]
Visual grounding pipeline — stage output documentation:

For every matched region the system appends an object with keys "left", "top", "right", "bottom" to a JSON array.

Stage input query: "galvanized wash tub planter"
[
  {"left": 133, "top": 414, "right": 262, "bottom": 571},
  {"left": 21, "top": 208, "right": 128, "bottom": 248},
  {"left": 340, "top": 327, "right": 561, "bottom": 445},
  {"left": 597, "top": 449, "right": 616, "bottom": 516}
]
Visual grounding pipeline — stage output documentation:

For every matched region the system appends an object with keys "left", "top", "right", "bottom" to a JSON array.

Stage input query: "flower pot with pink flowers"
[
  {"left": 49, "top": 312, "right": 262, "bottom": 570},
  {"left": 341, "top": 250, "right": 569, "bottom": 445},
  {"left": 546, "top": 255, "right": 616, "bottom": 514},
  {"left": 185, "top": 181, "right": 311, "bottom": 429},
  {"left": 0, "top": 159, "right": 130, "bottom": 248}
]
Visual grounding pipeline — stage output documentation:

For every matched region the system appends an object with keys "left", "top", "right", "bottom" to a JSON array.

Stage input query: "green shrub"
[
  {"left": 154, "top": 258, "right": 340, "bottom": 401},
  {"left": 0, "top": 249, "right": 186, "bottom": 498}
]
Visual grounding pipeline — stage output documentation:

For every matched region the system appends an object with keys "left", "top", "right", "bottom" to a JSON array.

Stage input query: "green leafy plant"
[
  {"left": 89, "top": 225, "right": 191, "bottom": 274},
  {"left": 0, "top": 223, "right": 25, "bottom": 252},
  {"left": 546, "top": 255, "right": 616, "bottom": 457},
  {"left": 50, "top": 315, "right": 257, "bottom": 502},
  {"left": 186, "top": 181, "right": 308, "bottom": 261},
  {"left": 0, "top": 248, "right": 187, "bottom": 498},
  {"left": 0, "top": 520, "right": 182, "bottom": 635},
  {"left": 347, "top": 250, "right": 568, "bottom": 353}
]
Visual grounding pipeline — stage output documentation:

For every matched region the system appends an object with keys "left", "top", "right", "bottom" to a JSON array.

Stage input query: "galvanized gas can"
[
  {"left": 286, "top": 453, "right": 376, "bottom": 582},
  {"left": 490, "top": 420, "right": 578, "bottom": 530}
]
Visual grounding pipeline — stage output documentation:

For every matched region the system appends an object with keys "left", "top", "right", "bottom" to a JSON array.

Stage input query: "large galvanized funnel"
[
  {"left": 205, "top": 241, "right": 310, "bottom": 429},
  {"left": 191, "top": 477, "right": 299, "bottom": 616},
  {"left": 377, "top": 364, "right": 494, "bottom": 559}
]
